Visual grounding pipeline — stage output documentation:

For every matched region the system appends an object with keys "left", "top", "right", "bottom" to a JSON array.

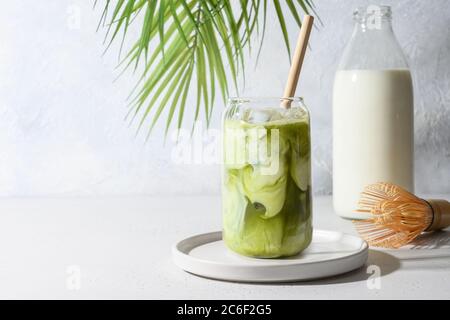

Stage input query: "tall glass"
[{"left": 222, "top": 97, "right": 312, "bottom": 258}]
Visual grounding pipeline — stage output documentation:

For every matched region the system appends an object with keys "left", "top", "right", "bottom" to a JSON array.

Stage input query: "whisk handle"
[{"left": 426, "top": 199, "right": 450, "bottom": 231}]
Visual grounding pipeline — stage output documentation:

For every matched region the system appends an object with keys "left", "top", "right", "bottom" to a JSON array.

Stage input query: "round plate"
[{"left": 172, "top": 229, "right": 368, "bottom": 283}]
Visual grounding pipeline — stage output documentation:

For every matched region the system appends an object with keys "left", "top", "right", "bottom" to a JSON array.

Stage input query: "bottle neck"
[
  {"left": 352, "top": 5, "right": 394, "bottom": 36},
  {"left": 338, "top": 6, "right": 409, "bottom": 70},
  {"left": 353, "top": 17, "right": 394, "bottom": 35}
]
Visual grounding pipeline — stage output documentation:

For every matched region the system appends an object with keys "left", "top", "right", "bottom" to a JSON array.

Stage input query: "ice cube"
[
  {"left": 246, "top": 108, "right": 282, "bottom": 124},
  {"left": 269, "top": 110, "right": 283, "bottom": 121},
  {"left": 283, "top": 106, "right": 307, "bottom": 120}
]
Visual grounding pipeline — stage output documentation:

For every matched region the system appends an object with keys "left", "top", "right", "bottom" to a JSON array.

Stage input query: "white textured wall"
[{"left": 0, "top": 0, "right": 449, "bottom": 197}]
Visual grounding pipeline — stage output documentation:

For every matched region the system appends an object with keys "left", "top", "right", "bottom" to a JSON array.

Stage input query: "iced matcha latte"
[{"left": 222, "top": 98, "right": 312, "bottom": 258}]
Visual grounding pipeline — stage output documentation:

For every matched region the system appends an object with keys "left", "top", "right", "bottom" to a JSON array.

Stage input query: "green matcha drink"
[{"left": 222, "top": 98, "right": 312, "bottom": 258}]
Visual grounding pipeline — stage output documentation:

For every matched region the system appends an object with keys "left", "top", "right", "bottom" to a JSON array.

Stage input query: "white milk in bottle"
[{"left": 333, "top": 6, "right": 414, "bottom": 219}]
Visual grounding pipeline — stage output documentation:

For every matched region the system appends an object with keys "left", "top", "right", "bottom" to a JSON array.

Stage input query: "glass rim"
[{"left": 228, "top": 96, "right": 304, "bottom": 104}]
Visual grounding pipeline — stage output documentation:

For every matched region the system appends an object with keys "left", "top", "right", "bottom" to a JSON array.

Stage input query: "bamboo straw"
[{"left": 281, "top": 15, "right": 314, "bottom": 109}]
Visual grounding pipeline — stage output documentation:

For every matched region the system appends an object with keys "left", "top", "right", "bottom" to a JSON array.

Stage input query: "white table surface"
[{"left": 0, "top": 195, "right": 449, "bottom": 300}]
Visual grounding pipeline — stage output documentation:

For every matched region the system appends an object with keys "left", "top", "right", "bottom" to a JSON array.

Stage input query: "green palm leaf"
[{"left": 97, "top": 0, "right": 315, "bottom": 136}]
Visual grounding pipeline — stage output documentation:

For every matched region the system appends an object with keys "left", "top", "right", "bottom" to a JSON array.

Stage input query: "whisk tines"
[{"left": 353, "top": 182, "right": 433, "bottom": 248}]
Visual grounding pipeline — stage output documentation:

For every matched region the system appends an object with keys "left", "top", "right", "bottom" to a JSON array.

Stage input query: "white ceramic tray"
[{"left": 172, "top": 229, "right": 368, "bottom": 283}]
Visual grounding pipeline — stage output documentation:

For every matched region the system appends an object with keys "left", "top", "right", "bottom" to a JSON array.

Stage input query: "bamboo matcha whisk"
[{"left": 353, "top": 182, "right": 450, "bottom": 248}]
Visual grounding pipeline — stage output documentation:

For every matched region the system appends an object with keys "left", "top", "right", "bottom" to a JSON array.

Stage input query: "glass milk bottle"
[
  {"left": 222, "top": 98, "right": 312, "bottom": 258},
  {"left": 333, "top": 5, "right": 414, "bottom": 219}
]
